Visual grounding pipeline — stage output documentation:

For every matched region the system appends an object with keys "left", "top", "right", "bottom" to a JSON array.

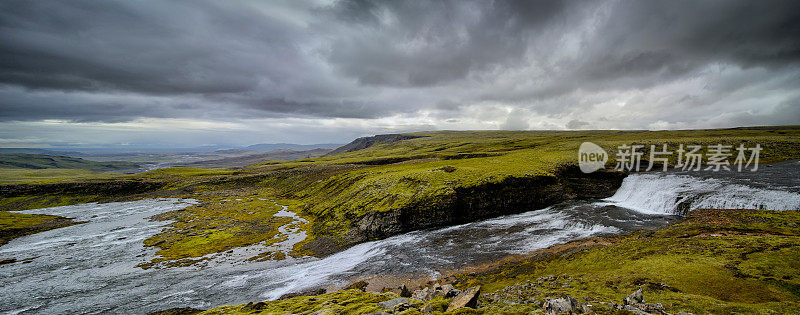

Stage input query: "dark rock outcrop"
[
  {"left": 278, "top": 288, "right": 326, "bottom": 300},
  {"left": 345, "top": 165, "right": 626, "bottom": 245},
  {"left": 447, "top": 286, "right": 481, "bottom": 311},
  {"left": 0, "top": 180, "right": 166, "bottom": 199}
]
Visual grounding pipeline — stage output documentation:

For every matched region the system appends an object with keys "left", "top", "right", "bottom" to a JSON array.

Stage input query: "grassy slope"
[
  {"left": 198, "top": 209, "right": 800, "bottom": 314},
  {"left": 0, "top": 153, "right": 140, "bottom": 172},
  {"left": 0, "top": 211, "right": 78, "bottom": 246},
  {"left": 2, "top": 127, "right": 800, "bottom": 265},
  {"left": 0, "top": 168, "right": 122, "bottom": 184},
  {"left": 247, "top": 127, "right": 800, "bottom": 252}
]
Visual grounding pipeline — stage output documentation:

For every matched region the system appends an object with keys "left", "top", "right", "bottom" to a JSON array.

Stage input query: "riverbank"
[
  {"left": 195, "top": 208, "right": 800, "bottom": 314},
  {"left": 0, "top": 211, "right": 78, "bottom": 247}
]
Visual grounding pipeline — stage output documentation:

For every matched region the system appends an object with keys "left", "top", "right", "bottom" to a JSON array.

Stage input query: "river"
[{"left": 1, "top": 161, "right": 799, "bottom": 314}]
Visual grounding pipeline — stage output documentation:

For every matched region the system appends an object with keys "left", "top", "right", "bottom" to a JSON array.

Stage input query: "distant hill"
[
  {"left": 208, "top": 149, "right": 258, "bottom": 155},
  {"left": 327, "top": 134, "right": 423, "bottom": 155},
  {"left": 176, "top": 148, "right": 331, "bottom": 168},
  {"left": 0, "top": 154, "right": 140, "bottom": 172},
  {"left": 0, "top": 148, "right": 84, "bottom": 157},
  {"left": 245, "top": 143, "right": 342, "bottom": 152}
]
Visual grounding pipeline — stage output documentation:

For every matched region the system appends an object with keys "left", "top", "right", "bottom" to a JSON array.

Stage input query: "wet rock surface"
[{"left": 446, "top": 286, "right": 481, "bottom": 311}]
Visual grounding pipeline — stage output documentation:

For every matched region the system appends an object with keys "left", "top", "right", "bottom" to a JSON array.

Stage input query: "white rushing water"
[
  {"left": 0, "top": 199, "right": 647, "bottom": 314},
  {"left": 606, "top": 173, "right": 800, "bottom": 215}
]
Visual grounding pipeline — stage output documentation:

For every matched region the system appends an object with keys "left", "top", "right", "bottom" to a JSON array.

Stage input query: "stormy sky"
[{"left": 1, "top": 0, "right": 799, "bottom": 148}]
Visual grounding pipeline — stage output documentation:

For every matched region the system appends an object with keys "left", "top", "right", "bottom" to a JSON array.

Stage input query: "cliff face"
[
  {"left": 0, "top": 180, "right": 168, "bottom": 211},
  {"left": 0, "top": 180, "right": 165, "bottom": 198},
  {"left": 340, "top": 166, "right": 626, "bottom": 246}
]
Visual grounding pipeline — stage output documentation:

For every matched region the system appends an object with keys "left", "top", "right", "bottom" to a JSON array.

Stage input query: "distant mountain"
[
  {"left": 245, "top": 143, "right": 342, "bottom": 152},
  {"left": 0, "top": 154, "right": 140, "bottom": 172}
]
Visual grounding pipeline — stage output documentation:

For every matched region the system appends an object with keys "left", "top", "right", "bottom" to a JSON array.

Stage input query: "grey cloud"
[
  {"left": 566, "top": 119, "right": 590, "bottom": 129},
  {"left": 0, "top": 0, "right": 798, "bottom": 144},
  {"left": 326, "top": 0, "right": 574, "bottom": 87},
  {"left": 0, "top": 1, "right": 280, "bottom": 94}
]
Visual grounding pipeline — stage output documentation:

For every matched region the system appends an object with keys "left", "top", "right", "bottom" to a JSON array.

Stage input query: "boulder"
[
  {"left": 411, "top": 287, "right": 430, "bottom": 300},
  {"left": 447, "top": 286, "right": 481, "bottom": 311},
  {"left": 344, "top": 280, "right": 369, "bottom": 292},
  {"left": 378, "top": 297, "right": 409, "bottom": 310},
  {"left": 624, "top": 288, "right": 644, "bottom": 305},
  {"left": 413, "top": 283, "right": 460, "bottom": 301},
  {"left": 429, "top": 284, "right": 458, "bottom": 299},
  {"left": 620, "top": 289, "right": 668, "bottom": 314},
  {"left": 395, "top": 285, "right": 411, "bottom": 297},
  {"left": 542, "top": 296, "right": 590, "bottom": 315}
]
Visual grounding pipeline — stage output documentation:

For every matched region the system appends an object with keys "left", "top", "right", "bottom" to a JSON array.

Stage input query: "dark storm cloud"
[
  {"left": 0, "top": 0, "right": 798, "bottom": 128},
  {"left": 326, "top": 0, "right": 574, "bottom": 86},
  {"left": 575, "top": 1, "right": 800, "bottom": 85},
  {"left": 0, "top": 1, "right": 270, "bottom": 94}
]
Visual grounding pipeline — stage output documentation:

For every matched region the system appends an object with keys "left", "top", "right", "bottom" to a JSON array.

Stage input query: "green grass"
[
  {"left": 0, "top": 211, "right": 56, "bottom": 230},
  {"left": 0, "top": 211, "right": 78, "bottom": 246},
  {"left": 200, "top": 290, "right": 401, "bottom": 315},
  {"left": 137, "top": 167, "right": 236, "bottom": 178},
  {"left": 464, "top": 209, "right": 800, "bottom": 314},
  {"left": 0, "top": 153, "right": 139, "bottom": 171},
  {"left": 139, "top": 194, "right": 312, "bottom": 268},
  {"left": 0, "top": 168, "right": 121, "bottom": 184}
]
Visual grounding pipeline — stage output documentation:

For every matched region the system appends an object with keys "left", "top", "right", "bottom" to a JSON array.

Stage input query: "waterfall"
[{"left": 605, "top": 173, "right": 800, "bottom": 215}]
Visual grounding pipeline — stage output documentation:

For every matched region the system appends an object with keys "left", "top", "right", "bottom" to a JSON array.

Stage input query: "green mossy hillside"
[
  {"left": 2, "top": 126, "right": 800, "bottom": 263},
  {"left": 200, "top": 290, "right": 401, "bottom": 315},
  {"left": 0, "top": 168, "right": 120, "bottom": 184}
]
